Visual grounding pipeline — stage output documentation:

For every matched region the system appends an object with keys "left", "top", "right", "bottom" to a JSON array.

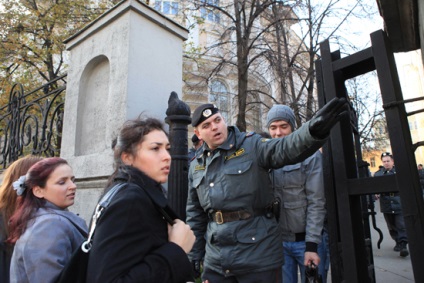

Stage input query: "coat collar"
[
  {"left": 34, "top": 201, "right": 87, "bottom": 236},
  {"left": 385, "top": 166, "right": 396, "bottom": 174},
  {"left": 218, "top": 126, "right": 238, "bottom": 150},
  {"left": 114, "top": 166, "right": 168, "bottom": 209}
]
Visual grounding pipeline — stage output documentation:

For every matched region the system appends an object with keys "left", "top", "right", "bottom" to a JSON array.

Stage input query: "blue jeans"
[
  {"left": 317, "top": 230, "right": 330, "bottom": 282},
  {"left": 282, "top": 241, "right": 306, "bottom": 283}
]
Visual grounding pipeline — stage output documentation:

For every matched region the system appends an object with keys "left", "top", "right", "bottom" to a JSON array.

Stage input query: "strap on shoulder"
[
  {"left": 99, "top": 183, "right": 126, "bottom": 208},
  {"left": 81, "top": 182, "right": 126, "bottom": 253}
]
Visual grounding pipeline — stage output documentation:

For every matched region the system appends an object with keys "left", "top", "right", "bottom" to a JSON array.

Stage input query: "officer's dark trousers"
[
  {"left": 203, "top": 266, "right": 282, "bottom": 283},
  {"left": 383, "top": 213, "right": 408, "bottom": 243}
]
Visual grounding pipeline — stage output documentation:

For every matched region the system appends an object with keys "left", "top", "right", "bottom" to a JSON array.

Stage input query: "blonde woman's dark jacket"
[{"left": 186, "top": 122, "right": 326, "bottom": 276}]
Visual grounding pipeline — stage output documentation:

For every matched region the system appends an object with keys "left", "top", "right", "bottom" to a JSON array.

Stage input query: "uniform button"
[
  {"left": 252, "top": 237, "right": 255, "bottom": 241},
  {"left": 210, "top": 183, "right": 214, "bottom": 187},
  {"left": 238, "top": 170, "right": 242, "bottom": 173},
  {"left": 225, "top": 270, "right": 230, "bottom": 274},
  {"left": 208, "top": 152, "right": 211, "bottom": 156}
]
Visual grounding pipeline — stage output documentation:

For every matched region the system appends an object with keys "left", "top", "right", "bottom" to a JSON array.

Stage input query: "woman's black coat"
[{"left": 86, "top": 166, "right": 193, "bottom": 283}]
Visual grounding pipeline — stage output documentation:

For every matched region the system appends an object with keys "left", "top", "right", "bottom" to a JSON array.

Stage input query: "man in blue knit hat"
[{"left": 267, "top": 104, "right": 327, "bottom": 283}]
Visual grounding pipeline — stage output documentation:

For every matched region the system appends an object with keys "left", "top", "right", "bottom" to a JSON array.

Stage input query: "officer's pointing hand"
[{"left": 309, "top": 97, "right": 348, "bottom": 139}]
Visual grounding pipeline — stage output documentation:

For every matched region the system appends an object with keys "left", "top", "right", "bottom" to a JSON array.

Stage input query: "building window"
[
  {"left": 154, "top": 1, "right": 178, "bottom": 15},
  {"left": 370, "top": 157, "right": 376, "bottom": 168},
  {"left": 209, "top": 80, "right": 229, "bottom": 122},
  {"left": 200, "top": 0, "right": 220, "bottom": 23}
]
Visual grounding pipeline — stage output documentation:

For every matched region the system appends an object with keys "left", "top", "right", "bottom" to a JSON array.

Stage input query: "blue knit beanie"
[{"left": 266, "top": 105, "right": 296, "bottom": 130}]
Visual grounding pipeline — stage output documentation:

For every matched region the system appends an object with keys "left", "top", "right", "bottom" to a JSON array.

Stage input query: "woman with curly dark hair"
[{"left": 87, "top": 117, "right": 195, "bottom": 283}]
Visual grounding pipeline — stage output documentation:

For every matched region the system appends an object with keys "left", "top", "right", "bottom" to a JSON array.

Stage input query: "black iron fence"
[{"left": 0, "top": 74, "right": 67, "bottom": 169}]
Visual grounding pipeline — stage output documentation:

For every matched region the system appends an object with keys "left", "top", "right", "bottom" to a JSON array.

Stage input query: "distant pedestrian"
[{"left": 374, "top": 152, "right": 409, "bottom": 257}]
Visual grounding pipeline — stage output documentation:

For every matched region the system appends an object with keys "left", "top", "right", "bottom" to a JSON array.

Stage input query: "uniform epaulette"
[{"left": 246, "top": 131, "right": 255, "bottom": 137}]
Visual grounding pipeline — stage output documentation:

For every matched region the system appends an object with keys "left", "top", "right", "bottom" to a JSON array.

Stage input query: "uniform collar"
[
  {"left": 384, "top": 166, "right": 395, "bottom": 173},
  {"left": 218, "top": 126, "right": 238, "bottom": 150}
]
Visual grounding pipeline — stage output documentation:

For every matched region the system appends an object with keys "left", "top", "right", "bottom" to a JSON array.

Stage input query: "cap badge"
[{"left": 203, "top": 109, "right": 212, "bottom": 117}]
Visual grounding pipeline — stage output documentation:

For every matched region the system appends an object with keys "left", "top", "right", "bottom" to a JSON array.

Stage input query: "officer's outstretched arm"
[{"left": 309, "top": 97, "right": 348, "bottom": 139}]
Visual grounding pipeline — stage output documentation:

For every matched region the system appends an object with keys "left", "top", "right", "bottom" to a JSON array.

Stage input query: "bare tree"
[
  {"left": 346, "top": 74, "right": 388, "bottom": 151},
  {"left": 183, "top": 0, "right": 379, "bottom": 132},
  {"left": 184, "top": 0, "right": 288, "bottom": 131},
  {"left": 263, "top": 0, "right": 378, "bottom": 125}
]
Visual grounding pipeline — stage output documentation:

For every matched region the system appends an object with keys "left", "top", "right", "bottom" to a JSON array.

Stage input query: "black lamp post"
[{"left": 165, "top": 91, "right": 191, "bottom": 220}]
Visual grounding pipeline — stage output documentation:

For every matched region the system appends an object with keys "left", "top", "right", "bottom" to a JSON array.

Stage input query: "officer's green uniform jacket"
[{"left": 186, "top": 122, "right": 326, "bottom": 276}]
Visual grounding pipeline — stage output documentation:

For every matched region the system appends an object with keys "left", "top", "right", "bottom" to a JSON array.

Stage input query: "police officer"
[
  {"left": 188, "top": 134, "right": 203, "bottom": 162},
  {"left": 375, "top": 152, "right": 409, "bottom": 257},
  {"left": 186, "top": 98, "right": 347, "bottom": 282}
]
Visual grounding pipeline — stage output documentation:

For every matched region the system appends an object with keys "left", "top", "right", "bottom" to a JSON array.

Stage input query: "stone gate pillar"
[{"left": 61, "top": 0, "right": 188, "bottom": 221}]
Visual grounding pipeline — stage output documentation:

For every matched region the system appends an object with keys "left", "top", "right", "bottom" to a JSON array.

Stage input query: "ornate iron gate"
[
  {"left": 0, "top": 74, "right": 67, "bottom": 169},
  {"left": 316, "top": 30, "right": 424, "bottom": 282}
]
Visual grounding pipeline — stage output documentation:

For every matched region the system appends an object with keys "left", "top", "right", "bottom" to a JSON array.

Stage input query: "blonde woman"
[{"left": 0, "top": 155, "right": 43, "bottom": 282}]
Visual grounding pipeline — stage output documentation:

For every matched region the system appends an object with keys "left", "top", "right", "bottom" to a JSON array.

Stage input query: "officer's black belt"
[{"left": 209, "top": 209, "right": 267, "bottom": 224}]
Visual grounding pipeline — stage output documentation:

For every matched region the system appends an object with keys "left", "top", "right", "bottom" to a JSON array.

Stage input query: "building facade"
[{"left": 151, "top": 0, "right": 316, "bottom": 139}]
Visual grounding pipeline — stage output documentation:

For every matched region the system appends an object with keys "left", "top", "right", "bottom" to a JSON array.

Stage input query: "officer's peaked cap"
[
  {"left": 381, "top": 152, "right": 393, "bottom": 159},
  {"left": 192, "top": 104, "right": 219, "bottom": 127}
]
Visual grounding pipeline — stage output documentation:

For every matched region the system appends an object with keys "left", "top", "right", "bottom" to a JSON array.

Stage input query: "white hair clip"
[{"left": 13, "top": 175, "right": 27, "bottom": 196}]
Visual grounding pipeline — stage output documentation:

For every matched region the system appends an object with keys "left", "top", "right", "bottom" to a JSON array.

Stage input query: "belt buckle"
[
  {"left": 390, "top": 193, "right": 395, "bottom": 197},
  {"left": 215, "top": 211, "right": 224, "bottom": 224}
]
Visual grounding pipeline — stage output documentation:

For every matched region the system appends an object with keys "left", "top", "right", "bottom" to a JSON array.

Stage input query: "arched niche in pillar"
[{"left": 75, "top": 55, "right": 110, "bottom": 156}]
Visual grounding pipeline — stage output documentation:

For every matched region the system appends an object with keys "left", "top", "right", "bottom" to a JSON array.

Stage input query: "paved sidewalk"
[
  {"left": 320, "top": 200, "right": 414, "bottom": 282},
  {"left": 326, "top": 202, "right": 414, "bottom": 282},
  {"left": 370, "top": 201, "right": 414, "bottom": 282}
]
